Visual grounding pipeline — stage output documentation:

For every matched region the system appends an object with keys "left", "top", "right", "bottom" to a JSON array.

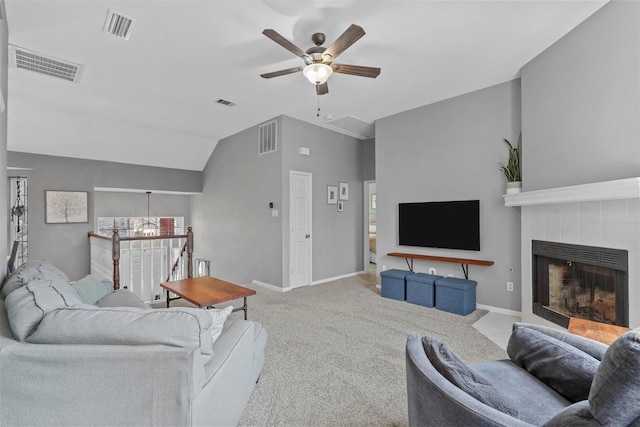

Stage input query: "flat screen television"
[{"left": 398, "top": 200, "right": 480, "bottom": 251}]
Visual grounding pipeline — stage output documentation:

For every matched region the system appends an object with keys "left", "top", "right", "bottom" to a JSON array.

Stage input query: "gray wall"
[
  {"left": 521, "top": 0, "right": 640, "bottom": 191},
  {"left": 7, "top": 152, "right": 201, "bottom": 280},
  {"left": 362, "top": 138, "right": 375, "bottom": 181},
  {"left": 191, "top": 120, "right": 284, "bottom": 286},
  {"left": 0, "top": 11, "right": 7, "bottom": 282},
  {"left": 94, "top": 192, "right": 192, "bottom": 227},
  {"left": 280, "top": 116, "right": 364, "bottom": 283},
  {"left": 376, "top": 80, "right": 522, "bottom": 312},
  {"left": 191, "top": 115, "right": 366, "bottom": 288}
]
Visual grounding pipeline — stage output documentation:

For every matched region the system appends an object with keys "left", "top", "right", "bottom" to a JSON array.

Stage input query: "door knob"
[{"left": 305, "top": 234, "right": 310, "bottom": 238}]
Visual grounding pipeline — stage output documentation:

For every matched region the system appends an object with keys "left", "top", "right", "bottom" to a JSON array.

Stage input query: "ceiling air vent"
[
  {"left": 258, "top": 120, "right": 277, "bottom": 155},
  {"left": 216, "top": 99, "right": 236, "bottom": 107},
  {"left": 9, "top": 45, "right": 84, "bottom": 83},
  {"left": 103, "top": 9, "right": 135, "bottom": 40}
]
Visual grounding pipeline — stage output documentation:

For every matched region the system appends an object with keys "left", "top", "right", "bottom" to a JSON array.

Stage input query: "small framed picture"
[
  {"left": 339, "top": 182, "right": 349, "bottom": 200},
  {"left": 337, "top": 201, "right": 344, "bottom": 212},
  {"left": 327, "top": 185, "right": 338, "bottom": 205},
  {"left": 45, "top": 190, "right": 89, "bottom": 224}
]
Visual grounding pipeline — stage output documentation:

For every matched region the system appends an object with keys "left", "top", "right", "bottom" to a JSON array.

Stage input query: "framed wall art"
[
  {"left": 338, "top": 201, "right": 344, "bottom": 212},
  {"left": 45, "top": 190, "right": 88, "bottom": 224},
  {"left": 339, "top": 182, "right": 349, "bottom": 200},
  {"left": 327, "top": 185, "right": 338, "bottom": 205}
]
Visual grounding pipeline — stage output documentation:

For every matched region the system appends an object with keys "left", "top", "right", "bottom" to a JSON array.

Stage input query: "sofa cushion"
[
  {"left": 208, "top": 305, "right": 233, "bottom": 344},
  {"left": 544, "top": 401, "right": 597, "bottom": 426},
  {"left": 422, "top": 336, "right": 519, "bottom": 416},
  {"left": 507, "top": 325, "right": 600, "bottom": 403},
  {"left": 96, "top": 289, "right": 150, "bottom": 309},
  {"left": 26, "top": 305, "right": 215, "bottom": 356},
  {"left": 1, "top": 260, "right": 73, "bottom": 298},
  {"left": 72, "top": 275, "right": 110, "bottom": 305},
  {"left": 560, "top": 333, "right": 608, "bottom": 361},
  {"left": 4, "top": 280, "right": 78, "bottom": 341},
  {"left": 589, "top": 329, "right": 640, "bottom": 426}
]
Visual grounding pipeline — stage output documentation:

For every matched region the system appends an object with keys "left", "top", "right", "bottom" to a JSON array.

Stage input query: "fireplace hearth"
[{"left": 532, "top": 240, "right": 629, "bottom": 328}]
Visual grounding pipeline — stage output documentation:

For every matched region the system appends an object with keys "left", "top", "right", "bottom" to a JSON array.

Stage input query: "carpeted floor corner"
[{"left": 232, "top": 272, "right": 508, "bottom": 426}]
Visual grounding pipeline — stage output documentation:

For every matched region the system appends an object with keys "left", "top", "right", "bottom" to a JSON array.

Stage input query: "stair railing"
[{"left": 88, "top": 227, "right": 193, "bottom": 302}]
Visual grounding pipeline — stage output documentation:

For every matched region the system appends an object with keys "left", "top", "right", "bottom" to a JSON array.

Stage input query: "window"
[{"left": 96, "top": 217, "right": 185, "bottom": 238}]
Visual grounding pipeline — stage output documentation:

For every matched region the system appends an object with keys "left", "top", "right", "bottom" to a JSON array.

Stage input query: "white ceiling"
[{"left": 4, "top": 0, "right": 607, "bottom": 171}]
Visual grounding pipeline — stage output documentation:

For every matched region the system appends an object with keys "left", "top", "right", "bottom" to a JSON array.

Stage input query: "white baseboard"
[
  {"left": 251, "top": 280, "right": 292, "bottom": 292},
  {"left": 252, "top": 270, "right": 367, "bottom": 292},
  {"left": 312, "top": 271, "right": 366, "bottom": 286},
  {"left": 476, "top": 303, "right": 522, "bottom": 318}
]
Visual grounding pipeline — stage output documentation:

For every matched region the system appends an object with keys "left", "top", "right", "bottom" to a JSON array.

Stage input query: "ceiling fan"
[{"left": 260, "top": 24, "right": 380, "bottom": 95}]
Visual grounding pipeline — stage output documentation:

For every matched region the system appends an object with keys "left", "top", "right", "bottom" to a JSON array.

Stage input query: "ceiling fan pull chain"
[{"left": 316, "top": 92, "right": 321, "bottom": 117}]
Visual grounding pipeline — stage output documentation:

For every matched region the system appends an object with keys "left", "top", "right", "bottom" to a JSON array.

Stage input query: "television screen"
[{"left": 398, "top": 200, "right": 480, "bottom": 251}]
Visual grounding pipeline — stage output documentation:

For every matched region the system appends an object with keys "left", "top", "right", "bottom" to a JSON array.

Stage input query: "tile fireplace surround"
[{"left": 505, "top": 178, "right": 640, "bottom": 329}]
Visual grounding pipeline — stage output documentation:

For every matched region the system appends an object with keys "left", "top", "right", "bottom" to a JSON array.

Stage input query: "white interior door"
[{"left": 289, "top": 171, "right": 312, "bottom": 288}]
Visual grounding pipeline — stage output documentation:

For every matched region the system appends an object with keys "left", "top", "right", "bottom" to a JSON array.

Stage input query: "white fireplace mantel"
[{"left": 504, "top": 177, "right": 640, "bottom": 207}]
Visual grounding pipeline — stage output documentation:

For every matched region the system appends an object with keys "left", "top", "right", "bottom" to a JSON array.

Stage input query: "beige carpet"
[{"left": 230, "top": 271, "right": 508, "bottom": 427}]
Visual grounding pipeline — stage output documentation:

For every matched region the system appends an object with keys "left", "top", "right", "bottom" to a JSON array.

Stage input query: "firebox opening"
[{"left": 532, "top": 240, "right": 629, "bottom": 328}]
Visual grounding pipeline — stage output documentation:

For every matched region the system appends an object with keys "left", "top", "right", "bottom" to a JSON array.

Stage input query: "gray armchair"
[{"left": 406, "top": 322, "right": 640, "bottom": 426}]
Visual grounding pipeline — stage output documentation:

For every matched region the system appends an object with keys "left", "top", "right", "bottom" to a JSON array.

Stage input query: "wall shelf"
[{"left": 387, "top": 252, "right": 494, "bottom": 279}]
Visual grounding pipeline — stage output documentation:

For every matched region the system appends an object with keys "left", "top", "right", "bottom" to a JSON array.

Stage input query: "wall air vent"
[
  {"left": 103, "top": 9, "right": 135, "bottom": 40},
  {"left": 258, "top": 120, "right": 277, "bottom": 155},
  {"left": 9, "top": 45, "right": 84, "bottom": 83}
]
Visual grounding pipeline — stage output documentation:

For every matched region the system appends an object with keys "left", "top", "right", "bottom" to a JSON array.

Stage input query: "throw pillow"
[
  {"left": 4, "top": 280, "right": 74, "bottom": 341},
  {"left": 507, "top": 325, "right": 599, "bottom": 403},
  {"left": 95, "top": 289, "right": 150, "bottom": 309},
  {"left": 207, "top": 305, "right": 233, "bottom": 344},
  {"left": 1, "top": 260, "right": 72, "bottom": 297},
  {"left": 589, "top": 329, "right": 640, "bottom": 426},
  {"left": 72, "top": 275, "right": 110, "bottom": 305},
  {"left": 27, "top": 305, "right": 215, "bottom": 356},
  {"left": 422, "top": 336, "right": 519, "bottom": 417}
]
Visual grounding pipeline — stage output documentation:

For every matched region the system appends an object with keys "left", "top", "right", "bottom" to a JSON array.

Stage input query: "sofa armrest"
[
  {"left": 406, "top": 333, "right": 533, "bottom": 427},
  {"left": 0, "top": 342, "right": 205, "bottom": 426}
]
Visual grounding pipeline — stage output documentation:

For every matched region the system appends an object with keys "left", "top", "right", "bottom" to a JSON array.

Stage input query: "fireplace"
[{"left": 532, "top": 240, "right": 629, "bottom": 328}]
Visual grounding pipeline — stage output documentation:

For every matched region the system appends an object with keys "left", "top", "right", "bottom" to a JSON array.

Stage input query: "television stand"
[{"left": 387, "top": 252, "right": 494, "bottom": 279}]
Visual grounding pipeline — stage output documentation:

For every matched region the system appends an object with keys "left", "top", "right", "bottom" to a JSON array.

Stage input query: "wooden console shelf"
[{"left": 387, "top": 252, "right": 494, "bottom": 279}]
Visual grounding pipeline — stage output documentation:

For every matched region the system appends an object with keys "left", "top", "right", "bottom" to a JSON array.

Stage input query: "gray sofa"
[
  {"left": 0, "top": 260, "right": 267, "bottom": 426},
  {"left": 406, "top": 322, "right": 640, "bottom": 426}
]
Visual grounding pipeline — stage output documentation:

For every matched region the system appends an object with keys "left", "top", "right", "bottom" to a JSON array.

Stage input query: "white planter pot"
[{"left": 506, "top": 181, "right": 522, "bottom": 194}]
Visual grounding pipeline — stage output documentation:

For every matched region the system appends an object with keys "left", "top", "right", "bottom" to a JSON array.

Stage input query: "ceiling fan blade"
[
  {"left": 322, "top": 24, "right": 366, "bottom": 62},
  {"left": 332, "top": 64, "right": 380, "bottom": 78},
  {"left": 260, "top": 66, "right": 304, "bottom": 79},
  {"left": 316, "top": 82, "right": 329, "bottom": 95},
  {"left": 262, "top": 29, "right": 311, "bottom": 63}
]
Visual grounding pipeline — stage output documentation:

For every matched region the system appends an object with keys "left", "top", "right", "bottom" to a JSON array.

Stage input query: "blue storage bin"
[
  {"left": 434, "top": 277, "right": 477, "bottom": 316},
  {"left": 406, "top": 273, "right": 442, "bottom": 307},
  {"left": 380, "top": 269, "right": 411, "bottom": 301}
]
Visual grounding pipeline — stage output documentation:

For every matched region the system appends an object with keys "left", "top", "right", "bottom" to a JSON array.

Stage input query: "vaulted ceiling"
[{"left": 4, "top": 1, "right": 607, "bottom": 171}]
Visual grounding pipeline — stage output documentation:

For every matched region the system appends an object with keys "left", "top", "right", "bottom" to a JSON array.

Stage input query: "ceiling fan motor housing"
[{"left": 311, "top": 32, "right": 325, "bottom": 46}]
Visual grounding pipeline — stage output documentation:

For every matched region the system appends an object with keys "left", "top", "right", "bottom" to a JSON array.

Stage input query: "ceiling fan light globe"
[{"left": 303, "top": 63, "right": 333, "bottom": 85}]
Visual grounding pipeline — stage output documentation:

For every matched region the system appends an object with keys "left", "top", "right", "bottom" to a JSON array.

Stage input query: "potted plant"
[{"left": 499, "top": 132, "right": 522, "bottom": 194}]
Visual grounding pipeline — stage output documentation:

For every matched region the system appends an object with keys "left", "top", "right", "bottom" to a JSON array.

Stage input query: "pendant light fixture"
[{"left": 139, "top": 191, "right": 158, "bottom": 236}]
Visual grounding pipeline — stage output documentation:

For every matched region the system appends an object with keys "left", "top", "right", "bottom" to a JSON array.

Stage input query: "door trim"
[
  {"left": 363, "top": 180, "right": 375, "bottom": 270},
  {"left": 289, "top": 170, "right": 312, "bottom": 288}
]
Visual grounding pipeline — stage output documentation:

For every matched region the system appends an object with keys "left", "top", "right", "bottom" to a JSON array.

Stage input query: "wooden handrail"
[{"left": 88, "top": 232, "right": 190, "bottom": 242}]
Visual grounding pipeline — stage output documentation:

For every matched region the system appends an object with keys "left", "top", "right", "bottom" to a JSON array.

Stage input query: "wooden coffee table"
[
  {"left": 161, "top": 276, "right": 256, "bottom": 320},
  {"left": 568, "top": 317, "right": 630, "bottom": 345}
]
